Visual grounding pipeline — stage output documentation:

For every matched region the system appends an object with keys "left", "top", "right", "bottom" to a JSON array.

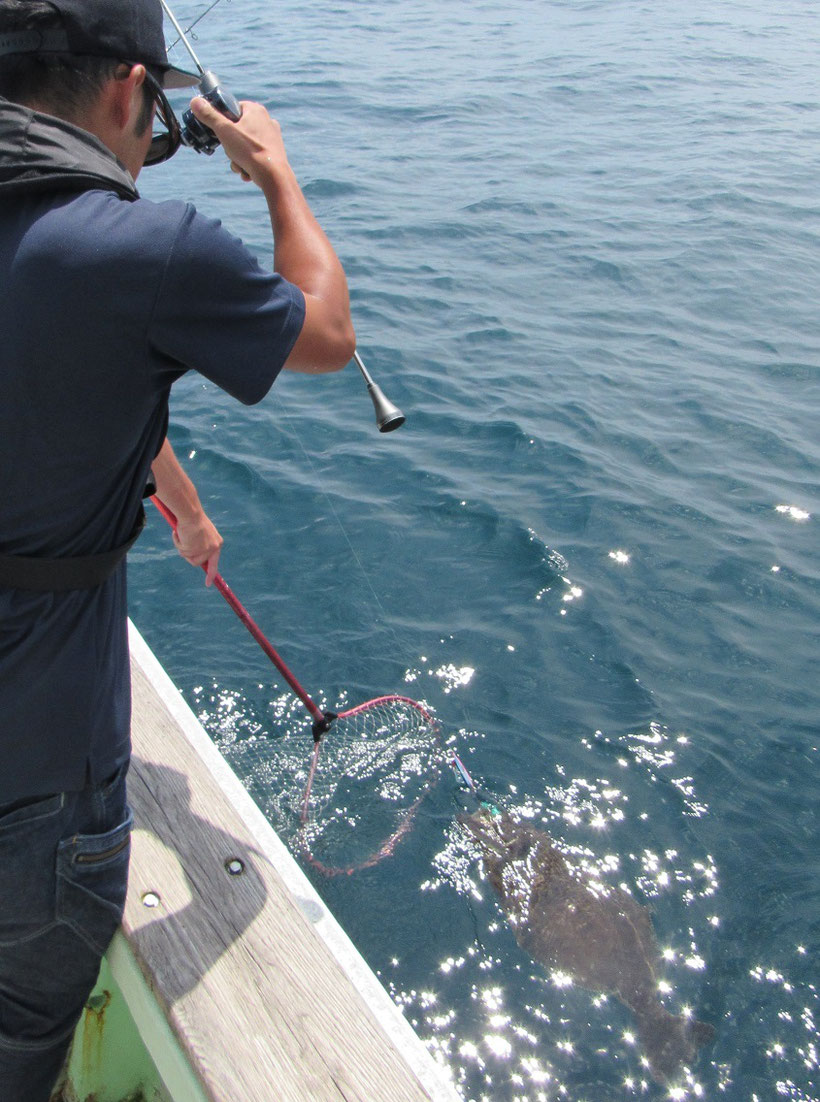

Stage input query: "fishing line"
[
  {"left": 152, "top": 495, "right": 444, "bottom": 876},
  {"left": 157, "top": 0, "right": 476, "bottom": 825},
  {"left": 272, "top": 399, "right": 488, "bottom": 802},
  {"left": 275, "top": 400, "right": 396, "bottom": 627}
]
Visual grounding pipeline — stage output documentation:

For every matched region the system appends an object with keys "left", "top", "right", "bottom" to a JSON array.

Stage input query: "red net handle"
[{"left": 150, "top": 496, "right": 327, "bottom": 726}]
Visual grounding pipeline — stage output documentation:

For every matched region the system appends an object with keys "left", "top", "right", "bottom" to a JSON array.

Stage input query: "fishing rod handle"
[{"left": 352, "top": 349, "right": 373, "bottom": 385}]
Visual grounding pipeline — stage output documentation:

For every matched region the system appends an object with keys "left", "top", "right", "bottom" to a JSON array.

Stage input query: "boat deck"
[{"left": 117, "top": 623, "right": 457, "bottom": 1102}]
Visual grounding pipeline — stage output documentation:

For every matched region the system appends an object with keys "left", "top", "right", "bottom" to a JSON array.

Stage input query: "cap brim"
[{"left": 162, "top": 65, "right": 201, "bottom": 90}]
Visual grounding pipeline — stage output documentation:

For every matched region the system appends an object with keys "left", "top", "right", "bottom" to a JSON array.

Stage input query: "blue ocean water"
[{"left": 133, "top": 1, "right": 819, "bottom": 1098}]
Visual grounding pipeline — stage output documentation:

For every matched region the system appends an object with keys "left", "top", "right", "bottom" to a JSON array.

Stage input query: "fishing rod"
[
  {"left": 160, "top": 0, "right": 405, "bottom": 432},
  {"left": 165, "top": 0, "right": 229, "bottom": 52}
]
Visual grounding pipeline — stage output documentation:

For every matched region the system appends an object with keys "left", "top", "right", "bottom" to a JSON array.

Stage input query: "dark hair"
[{"left": 0, "top": 0, "right": 159, "bottom": 131}]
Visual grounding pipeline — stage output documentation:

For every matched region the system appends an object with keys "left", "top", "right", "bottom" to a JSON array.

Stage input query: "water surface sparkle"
[{"left": 130, "top": 0, "right": 820, "bottom": 1097}]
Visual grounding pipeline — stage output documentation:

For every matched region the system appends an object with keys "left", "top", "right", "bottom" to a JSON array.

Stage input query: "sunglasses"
[{"left": 141, "top": 69, "right": 182, "bottom": 166}]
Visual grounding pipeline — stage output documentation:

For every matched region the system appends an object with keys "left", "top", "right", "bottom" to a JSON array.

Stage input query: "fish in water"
[{"left": 460, "top": 808, "right": 714, "bottom": 1084}]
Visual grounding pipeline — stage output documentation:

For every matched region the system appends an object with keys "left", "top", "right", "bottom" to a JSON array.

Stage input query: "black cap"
[{"left": 0, "top": 0, "right": 199, "bottom": 89}]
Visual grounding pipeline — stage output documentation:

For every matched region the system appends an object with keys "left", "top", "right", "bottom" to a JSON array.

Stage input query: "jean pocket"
[
  {"left": 0, "top": 794, "right": 65, "bottom": 945},
  {"left": 56, "top": 809, "right": 133, "bottom": 956}
]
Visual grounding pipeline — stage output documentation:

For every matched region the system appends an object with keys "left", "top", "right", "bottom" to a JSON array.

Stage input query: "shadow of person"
[{"left": 124, "top": 755, "right": 270, "bottom": 1004}]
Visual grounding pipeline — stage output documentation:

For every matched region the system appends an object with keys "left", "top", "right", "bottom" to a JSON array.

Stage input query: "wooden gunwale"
[{"left": 116, "top": 621, "right": 458, "bottom": 1102}]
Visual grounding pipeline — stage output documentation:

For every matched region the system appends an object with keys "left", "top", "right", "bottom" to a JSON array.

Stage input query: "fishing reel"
[
  {"left": 159, "top": 1, "right": 240, "bottom": 154},
  {"left": 181, "top": 70, "right": 242, "bottom": 154}
]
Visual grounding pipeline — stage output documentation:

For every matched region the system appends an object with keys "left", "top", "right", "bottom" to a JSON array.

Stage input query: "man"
[{"left": 0, "top": 0, "right": 355, "bottom": 1097}]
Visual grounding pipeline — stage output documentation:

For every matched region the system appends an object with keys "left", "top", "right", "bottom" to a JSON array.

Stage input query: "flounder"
[{"left": 461, "top": 807, "right": 714, "bottom": 1083}]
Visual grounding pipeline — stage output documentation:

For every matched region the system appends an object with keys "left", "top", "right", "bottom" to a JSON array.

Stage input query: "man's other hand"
[{"left": 172, "top": 511, "right": 223, "bottom": 586}]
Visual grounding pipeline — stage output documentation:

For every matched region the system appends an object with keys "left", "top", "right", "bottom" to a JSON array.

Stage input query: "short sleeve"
[{"left": 148, "top": 204, "right": 305, "bottom": 404}]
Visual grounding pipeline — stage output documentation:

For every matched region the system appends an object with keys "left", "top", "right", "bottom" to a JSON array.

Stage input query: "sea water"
[{"left": 133, "top": 1, "right": 819, "bottom": 1098}]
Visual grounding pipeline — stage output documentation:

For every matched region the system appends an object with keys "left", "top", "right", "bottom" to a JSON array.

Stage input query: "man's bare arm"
[{"left": 189, "top": 97, "right": 356, "bottom": 374}]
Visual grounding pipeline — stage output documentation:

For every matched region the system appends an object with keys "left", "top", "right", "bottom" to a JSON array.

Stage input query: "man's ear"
[{"left": 108, "top": 63, "right": 146, "bottom": 130}]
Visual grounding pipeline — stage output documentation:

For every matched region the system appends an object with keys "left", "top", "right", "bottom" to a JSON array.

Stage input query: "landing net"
[{"left": 299, "top": 695, "right": 443, "bottom": 876}]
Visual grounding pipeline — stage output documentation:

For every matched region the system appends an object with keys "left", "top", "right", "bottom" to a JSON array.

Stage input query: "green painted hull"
[{"left": 57, "top": 933, "right": 206, "bottom": 1102}]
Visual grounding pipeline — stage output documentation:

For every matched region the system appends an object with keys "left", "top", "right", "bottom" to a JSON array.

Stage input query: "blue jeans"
[{"left": 0, "top": 764, "right": 132, "bottom": 1102}]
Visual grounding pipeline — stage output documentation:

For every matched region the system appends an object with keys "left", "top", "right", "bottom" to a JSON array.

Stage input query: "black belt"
[{"left": 0, "top": 507, "right": 145, "bottom": 592}]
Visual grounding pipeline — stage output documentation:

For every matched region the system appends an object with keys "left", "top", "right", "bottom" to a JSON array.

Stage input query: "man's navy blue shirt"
[{"left": 0, "top": 188, "right": 305, "bottom": 802}]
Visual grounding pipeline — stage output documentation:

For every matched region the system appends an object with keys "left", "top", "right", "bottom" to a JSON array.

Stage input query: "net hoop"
[{"left": 298, "top": 694, "right": 442, "bottom": 877}]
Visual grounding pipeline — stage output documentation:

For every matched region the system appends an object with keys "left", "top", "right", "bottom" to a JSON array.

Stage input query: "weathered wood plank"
[{"left": 125, "top": 631, "right": 455, "bottom": 1102}]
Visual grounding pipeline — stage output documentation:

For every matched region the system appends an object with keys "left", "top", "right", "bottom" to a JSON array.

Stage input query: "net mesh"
[{"left": 298, "top": 695, "right": 443, "bottom": 876}]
